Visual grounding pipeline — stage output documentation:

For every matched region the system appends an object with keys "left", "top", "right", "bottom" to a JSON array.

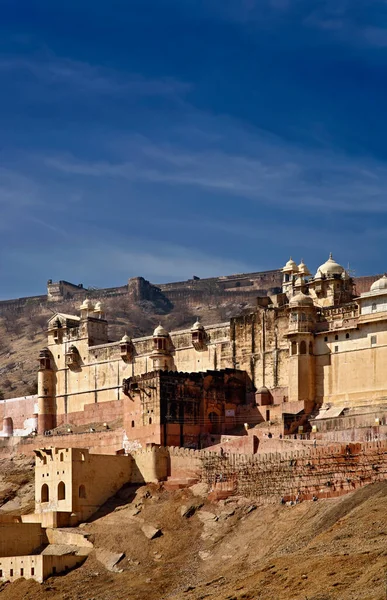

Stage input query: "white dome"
[
  {"left": 298, "top": 260, "right": 311, "bottom": 276},
  {"left": 191, "top": 319, "right": 204, "bottom": 331},
  {"left": 289, "top": 292, "right": 314, "bottom": 308},
  {"left": 315, "top": 253, "right": 344, "bottom": 278},
  {"left": 121, "top": 333, "right": 131, "bottom": 343},
  {"left": 94, "top": 301, "right": 104, "bottom": 311},
  {"left": 153, "top": 324, "right": 169, "bottom": 337},
  {"left": 80, "top": 298, "right": 92, "bottom": 310},
  {"left": 282, "top": 257, "right": 298, "bottom": 273},
  {"left": 370, "top": 275, "right": 387, "bottom": 292}
]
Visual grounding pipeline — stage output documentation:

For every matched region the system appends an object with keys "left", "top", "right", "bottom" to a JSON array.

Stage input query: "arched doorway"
[{"left": 208, "top": 412, "right": 221, "bottom": 434}]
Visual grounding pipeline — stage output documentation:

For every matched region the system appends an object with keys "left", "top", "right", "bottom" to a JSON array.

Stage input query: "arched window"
[
  {"left": 149, "top": 417, "right": 152, "bottom": 425},
  {"left": 79, "top": 485, "right": 86, "bottom": 499},
  {"left": 80, "top": 452, "right": 85, "bottom": 462},
  {"left": 131, "top": 420, "right": 135, "bottom": 428},
  {"left": 41, "top": 484, "right": 49, "bottom": 503},
  {"left": 58, "top": 481, "right": 66, "bottom": 501},
  {"left": 291, "top": 341, "right": 297, "bottom": 355},
  {"left": 59, "top": 453, "right": 64, "bottom": 462},
  {"left": 372, "top": 303, "right": 377, "bottom": 312},
  {"left": 299, "top": 341, "right": 307, "bottom": 355}
]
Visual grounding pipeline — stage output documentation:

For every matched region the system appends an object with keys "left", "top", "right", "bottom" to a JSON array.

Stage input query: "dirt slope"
[
  {"left": 0, "top": 454, "right": 35, "bottom": 515},
  {"left": 0, "top": 479, "right": 386, "bottom": 600}
]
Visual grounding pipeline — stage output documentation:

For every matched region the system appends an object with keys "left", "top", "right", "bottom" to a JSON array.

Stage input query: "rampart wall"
[
  {"left": 0, "top": 429, "right": 126, "bottom": 458},
  {"left": 131, "top": 441, "right": 387, "bottom": 503}
]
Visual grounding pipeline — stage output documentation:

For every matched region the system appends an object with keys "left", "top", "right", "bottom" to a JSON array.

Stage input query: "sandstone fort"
[{"left": 0, "top": 255, "right": 386, "bottom": 584}]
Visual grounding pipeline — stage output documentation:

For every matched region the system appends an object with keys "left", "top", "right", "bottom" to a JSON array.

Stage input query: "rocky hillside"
[
  {"left": 0, "top": 292, "right": 255, "bottom": 400},
  {"left": 0, "top": 457, "right": 385, "bottom": 600}
]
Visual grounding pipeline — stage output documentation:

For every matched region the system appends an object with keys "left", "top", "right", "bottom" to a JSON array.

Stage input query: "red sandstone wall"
[
  {"left": 56, "top": 399, "right": 123, "bottom": 428},
  {"left": 0, "top": 397, "right": 37, "bottom": 430},
  {"left": 201, "top": 441, "right": 387, "bottom": 502}
]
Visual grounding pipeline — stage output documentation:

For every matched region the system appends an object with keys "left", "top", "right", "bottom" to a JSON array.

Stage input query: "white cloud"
[
  {"left": 0, "top": 55, "right": 191, "bottom": 97},
  {"left": 44, "top": 134, "right": 387, "bottom": 214},
  {"left": 9, "top": 236, "right": 253, "bottom": 286}
]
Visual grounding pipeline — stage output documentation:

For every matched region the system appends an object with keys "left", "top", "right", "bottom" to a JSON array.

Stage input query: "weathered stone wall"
[
  {"left": 128, "top": 441, "right": 387, "bottom": 503},
  {"left": 0, "top": 429, "right": 126, "bottom": 458},
  {"left": 0, "top": 396, "right": 37, "bottom": 431},
  {"left": 200, "top": 441, "right": 387, "bottom": 502}
]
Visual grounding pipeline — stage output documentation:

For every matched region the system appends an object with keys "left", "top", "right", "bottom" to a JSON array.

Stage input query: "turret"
[
  {"left": 308, "top": 253, "right": 352, "bottom": 307},
  {"left": 287, "top": 292, "right": 316, "bottom": 408},
  {"left": 150, "top": 324, "right": 174, "bottom": 371},
  {"left": 79, "top": 299, "right": 108, "bottom": 346},
  {"left": 120, "top": 334, "right": 133, "bottom": 361},
  {"left": 37, "top": 347, "right": 56, "bottom": 434},
  {"left": 282, "top": 257, "right": 299, "bottom": 296},
  {"left": 191, "top": 319, "right": 206, "bottom": 350}
]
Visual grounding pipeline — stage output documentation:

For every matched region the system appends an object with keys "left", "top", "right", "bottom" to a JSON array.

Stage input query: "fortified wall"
[
  {"left": 0, "top": 269, "right": 284, "bottom": 315},
  {"left": 129, "top": 441, "right": 387, "bottom": 502}
]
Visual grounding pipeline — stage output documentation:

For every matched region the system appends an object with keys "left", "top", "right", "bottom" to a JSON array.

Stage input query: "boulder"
[
  {"left": 95, "top": 549, "right": 125, "bottom": 572},
  {"left": 141, "top": 524, "right": 163, "bottom": 540}
]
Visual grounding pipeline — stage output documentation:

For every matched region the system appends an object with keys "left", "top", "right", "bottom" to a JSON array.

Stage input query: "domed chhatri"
[
  {"left": 191, "top": 319, "right": 204, "bottom": 332},
  {"left": 94, "top": 301, "right": 103, "bottom": 311},
  {"left": 315, "top": 253, "right": 345, "bottom": 278},
  {"left": 80, "top": 298, "right": 92, "bottom": 310},
  {"left": 298, "top": 260, "right": 311, "bottom": 276},
  {"left": 370, "top": 274, "right": 387, "bottom": 292},
  {"left": 289, "top": 291, "right": 314, "bottom": 308},
  {"left": 153, "top": 324, "right": 169, "bottom": 337},
  {"left": 121, "top": 333, "right": 131, "bottom": 343},
  {"left": 282, "top": 257, "right": 299, "bottom": 273}
]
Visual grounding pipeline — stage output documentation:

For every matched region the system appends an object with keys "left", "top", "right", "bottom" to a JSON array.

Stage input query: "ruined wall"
[{"left": 0, "top": 523, "right": 47, "bottom": 557}]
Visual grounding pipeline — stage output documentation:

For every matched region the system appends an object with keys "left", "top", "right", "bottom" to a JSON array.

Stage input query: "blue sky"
[{"left": 1, "top": 0, "right": 387, "bottom": 298}]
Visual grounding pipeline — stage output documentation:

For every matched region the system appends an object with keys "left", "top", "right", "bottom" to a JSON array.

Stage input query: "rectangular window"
[
  {"left": 0, "top": 570, "right": 2, "bottom": 577},
  {"left": 371, "top": 335, "right": 377, "bottom": 346},
  {"left": 31, "top": 568, "right": 35, "bottom": 576},
  {"left": 334, "top": 346, "right": 339, "bottom": 353},
  {"left": 10, "top": 569, "right": 13, "bottom": 577},
  {"left": 20, "top": 568, "right": 24, "bottom": 577}
]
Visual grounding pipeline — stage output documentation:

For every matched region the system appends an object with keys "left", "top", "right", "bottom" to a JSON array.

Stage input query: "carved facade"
[{"left": 6, "top": 253, "right": 386, "bottom": 446}]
